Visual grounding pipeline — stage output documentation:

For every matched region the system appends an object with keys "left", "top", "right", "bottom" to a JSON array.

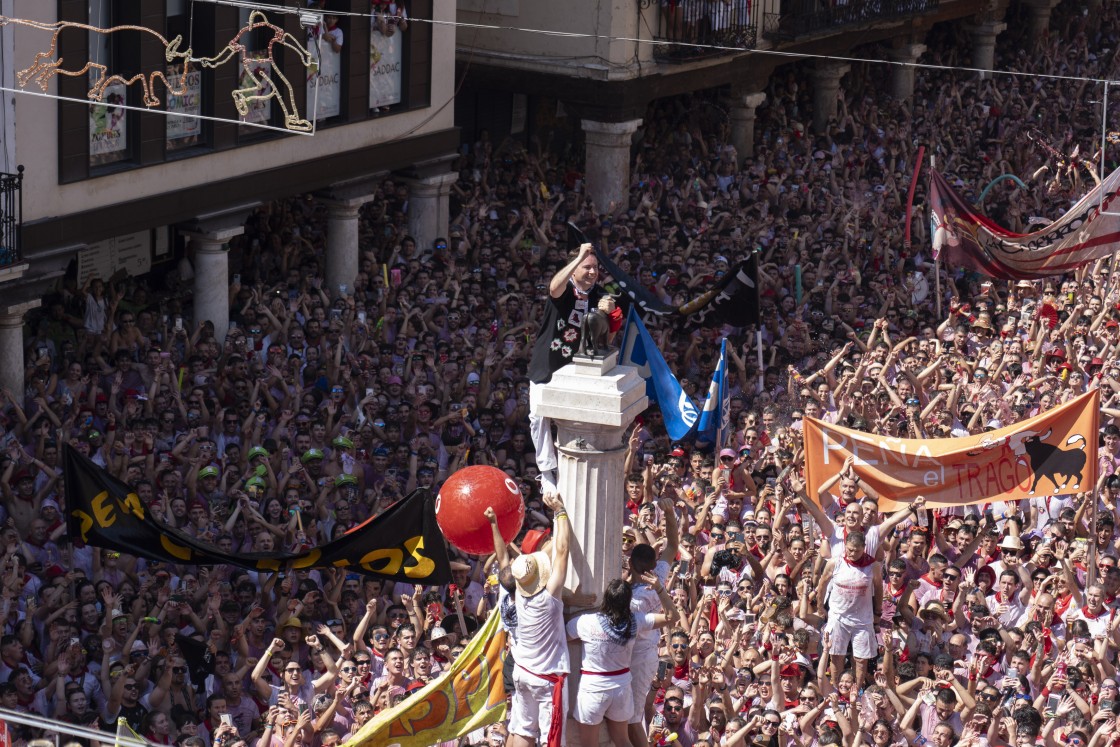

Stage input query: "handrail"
[{"left": 0, "top": 706, "right": 147, "bottom": 747}]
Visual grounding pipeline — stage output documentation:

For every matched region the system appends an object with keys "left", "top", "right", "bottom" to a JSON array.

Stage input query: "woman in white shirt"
[{"left": 567, "top": 576, "right": 676, "bottom": 747}]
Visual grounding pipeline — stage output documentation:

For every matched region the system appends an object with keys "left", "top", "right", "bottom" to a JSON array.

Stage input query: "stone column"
[
  {"left": 970, "top": 21, "right": 1007, "bottom": 79},
  {"left": 888, "top": 43, "right": 926, "bottom": 101},
  {"left": 187, "top": 227, "right": 242, "bottom": 343},
  {"left": 322, "top": 199, "right": 365, "bottom": 298},
  {"left": 581, "top": 118, "right": 642, "bottom": 213},
  {"left": 403, "top": 172, "right": 458, "bottom": 252},
  {"left": 810, "top": 62, "right": 850, "bottom": 134},
  {"left": 1021, "top": 0, "right": 1059, "bottom": 43},
  {"left": 0, "top": 300, "right": 39, "bottom": 398},
  {"left": 533, "top": 350, "right": 648, "bottom": 742},
  {"left": 730, "top": 90, "right": 767, "bottom": 158}
]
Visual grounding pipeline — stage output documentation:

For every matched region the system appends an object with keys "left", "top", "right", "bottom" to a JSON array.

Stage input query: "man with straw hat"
[{"left": 506, "top": 491, "right": 571, "bottom": 747}]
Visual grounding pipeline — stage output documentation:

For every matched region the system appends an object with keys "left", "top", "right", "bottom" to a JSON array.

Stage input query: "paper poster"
[
  {"left": 166, "top": 66, "right": 202, "bottom": 149},
  {"left": 89, "top": 81, "right": 127, "bottom": 165},
  {"left": 369, "top": 22, "right": 403, "bottom": 109},
  {"left": 307, "top": 27, "right": 341, "bottom": 120},
  {"left": 239, "top": 55, "right": 273, "bottom": 125}
]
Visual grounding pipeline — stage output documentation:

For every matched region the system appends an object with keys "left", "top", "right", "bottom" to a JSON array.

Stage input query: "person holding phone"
[{"left": 626, "top": 494, "right": 680, "bottom": 746}]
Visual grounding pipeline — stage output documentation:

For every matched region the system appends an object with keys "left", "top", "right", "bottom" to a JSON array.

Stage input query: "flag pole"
[
  {"left": 931, "top": 153, "right": 942, "bottom": 319},
  {"left": 1090, "top": 482, "right": 1100, "bottom": 589},
  {"left": 756, "top": 330, "right": 764, "bottom": 393}
]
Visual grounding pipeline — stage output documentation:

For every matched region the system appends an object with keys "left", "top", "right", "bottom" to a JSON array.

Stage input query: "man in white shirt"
[
  {"left": 508, "top": 492, "right": 571, "bottom": 747},
  {"left": 1064, "top": 585, "right": 1115, "bottom": 637},
  {"left": 626, "top": 494, "right": 679, "bottom": 747}
]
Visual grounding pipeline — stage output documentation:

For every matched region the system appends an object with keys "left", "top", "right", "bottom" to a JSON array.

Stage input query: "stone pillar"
[
  {"left": 810, "top": 62, "right": 850, "bottom": 134},
  {"left": 581, "top": 118, "right": 642, "bottom": 213},
  {"left": 187, "top": 227, "right": 242, "bottom": 343},
  {"left": 1021, "top": 0, "right": 1059, "bottom": 43},
  {"left": 533, "top": 350, "right": 648, "bottom": 742},
  {"left": 322, "top": 199, "right": 365, "bottom": 298},
  {"left": 730, "top": 90, "right": 767, "bottom": 158},
  {"left": 403, "top": 172, "right": 457, "bottom": 252},
  {"left": 0, "top": 301, "right": 39, "bottom": 398},
  {"left": 970, "top": 21, "right": 1007, "bottom": 79},
  {"left": 888, "top": 43, "right": 926, "bottom": 100}
]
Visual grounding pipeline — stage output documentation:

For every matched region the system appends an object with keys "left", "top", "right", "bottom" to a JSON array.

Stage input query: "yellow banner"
[
  {"left": 343, "top": 610, "right": 507, "bottom": 747},
  {"left": 803, "top": 389, "right": 1100, "bottom": 511}
]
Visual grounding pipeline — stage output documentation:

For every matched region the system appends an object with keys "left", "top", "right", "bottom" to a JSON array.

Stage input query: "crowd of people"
[{"left": 7, "top": 3, "right": 1120, "bottom": 747}]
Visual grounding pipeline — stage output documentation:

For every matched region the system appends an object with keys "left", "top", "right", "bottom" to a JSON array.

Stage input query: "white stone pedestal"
[{"left": 533, "top": 350, "right": 648, "bottom": 745}]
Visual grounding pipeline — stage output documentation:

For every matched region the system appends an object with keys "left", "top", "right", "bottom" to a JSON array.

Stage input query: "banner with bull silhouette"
[
  {"left": 803, "top": 389, "right": 1099, "bottom": 510},
  {"left": 63, "top": 445, "right": 451, "bottom": 583}
]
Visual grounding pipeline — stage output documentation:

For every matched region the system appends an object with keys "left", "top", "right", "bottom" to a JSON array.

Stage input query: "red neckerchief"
[
  {"left": 844, "top": 553, "right": 875, "bottom": 568},
  {"left": 750, "top": 545, "right": 765, "bottom": 560},
  {"left": 1082, "top": 605, "right": 1110, "bottom": 620},
  {"left": 994, "top": 592, "right": 1004, "bottom": 603},
  {"left": 1053, "top": 593, "right": 1073, "bottom": 618},
  {"left": 921, "top": 573, "right": 943, "bottom": 589},
  {"left": 887, "top": 583, "right": 906, "bottom": 600},
  {"left": 673, "top": 662, "right": 690, "bottom": 680}
]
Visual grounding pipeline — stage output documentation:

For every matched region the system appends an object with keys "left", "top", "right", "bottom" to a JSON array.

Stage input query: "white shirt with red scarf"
[
  {"left": 1064, "top": 604, "right": 1114, "bottom": 638},
  {"left": 985, "top": 591, "right": 1026, "bottom": 628}
]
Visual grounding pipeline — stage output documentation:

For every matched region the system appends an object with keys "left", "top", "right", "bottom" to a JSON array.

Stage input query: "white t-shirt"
[
  {"left": 511, "top": 591, "right": 569, "bottom": 676},
  {"left": 630, "top": 560, "right": 670, "bottom": 657},
  {"left": 567, "top": 612, "right": 657, "bottom": 692}
]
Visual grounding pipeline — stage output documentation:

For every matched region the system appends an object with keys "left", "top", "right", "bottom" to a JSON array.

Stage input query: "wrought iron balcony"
[
  {"left": 0, "top": 166, "right": 22, "bottom": 268},
  {"left": 764, "top": 0, "right": 941, "bottom": 41},
  {"left": 644, "top": 0, "right": 758, "bottom": 61}
]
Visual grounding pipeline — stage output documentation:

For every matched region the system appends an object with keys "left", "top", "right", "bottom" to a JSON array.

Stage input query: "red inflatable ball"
[{"left": 435, "top": 465, "right": 525, "bottom": 555}]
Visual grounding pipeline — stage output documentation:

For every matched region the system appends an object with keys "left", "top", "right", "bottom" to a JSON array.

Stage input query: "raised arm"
[{"left": 543, "top": 492, "right": 569, "bottom": 597}]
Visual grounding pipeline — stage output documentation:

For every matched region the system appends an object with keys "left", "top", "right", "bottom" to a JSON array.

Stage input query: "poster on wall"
[
  {"left": 79, "top": 231, "right": 153, "bottom": 286},
  {"left": 89, "top": 81, "right": 128, "bottom": 166},
  {"left": 166, "top": 65, "right": 202, "bottom": 149},
  {"left": 306, "top": 22, "right": 341, "bottom": 120},
  {"left": 369, "top": 15, "right": 403, "bottom": 109},
  {"left": 239, "top": 55, "right": 273, "bottom": 125}
]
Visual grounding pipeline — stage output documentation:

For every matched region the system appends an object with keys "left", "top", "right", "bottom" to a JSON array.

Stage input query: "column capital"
[
  {"left": 185, "top": 228, "right": 242, "bottom": 249},
  {"left": 811, "top": 61, "right": 850, "bottom": 83},
  {"left": 581, "top": 117, "right": 643, "bottom": 143},
  {"left": 401, "top": 171, "right": 458, "bottom": 198},
  {"left": 889, "top": 43, "right": 927, "bottom": 62},
  {"left": 316, "top": 175, "right": 384, "bottom": 209},
  {"left": 0, "top": 299, "right": 38, "bottom": 322},
  {"left": 969, "top": 20, "right": 1007, "bottom": 38},
  {"left": 320, "top": 199, "right": 366, "bottom": 220},
  {"left": 742, "top": 92, "right": 767, "bottom": 109},
  {"left": 183, "top": 203, "right": 257, "bottom": 242}
]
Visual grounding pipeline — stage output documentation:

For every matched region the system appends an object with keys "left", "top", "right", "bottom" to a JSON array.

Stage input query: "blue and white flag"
[
  {"left": 619, "top": 308, "right": 699, "bottom": 441},
  {"left": 695, "top": 339, "right": 729, "bottom": 448}
]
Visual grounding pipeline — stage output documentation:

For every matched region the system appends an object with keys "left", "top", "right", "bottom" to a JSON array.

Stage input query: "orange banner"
[{"left": 803, "top": 390, "right": 1100, "bottom": 511}]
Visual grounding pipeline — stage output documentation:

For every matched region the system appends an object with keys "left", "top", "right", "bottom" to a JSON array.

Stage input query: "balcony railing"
[
  {"left": 0, "top": 166, "right": 22, "bottom": 267},
  {"left": 764, "top": 0, "right": 940, "bottom": 41},
  {"left": 646, "top": 0, "right": 758, "bottom": 61}
]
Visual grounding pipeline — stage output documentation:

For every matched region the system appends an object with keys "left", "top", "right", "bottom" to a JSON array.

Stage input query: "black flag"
[
  {"left": 64, "top": 446, "right": 451, "bottom": 583},
  {"left": 574, "top": 220, "right": 759, "bottom": 326}
]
